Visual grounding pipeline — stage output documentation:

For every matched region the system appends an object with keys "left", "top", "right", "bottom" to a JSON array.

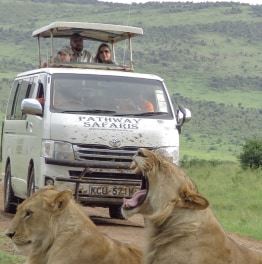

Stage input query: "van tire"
[
  {"left": 4, "top": 163, "right": 17, "bottom": 214},
  {"left": 109, "top": 205, "right": 125, "bottom": 220},
  {"left": 27, "top": 166, "right": 35, "bottom": 197}
]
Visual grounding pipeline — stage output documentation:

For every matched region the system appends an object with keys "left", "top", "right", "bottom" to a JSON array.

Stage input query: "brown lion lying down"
[
  {"left": 5, "top": 186, "right": 142, "bottom": 264},
  {"left": 122, "top": 148, "right": 262, "bottom": 264}
]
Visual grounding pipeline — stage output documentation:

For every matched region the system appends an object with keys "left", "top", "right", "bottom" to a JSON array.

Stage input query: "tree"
[{"left": 239, "top": 138, "right": 262, "bottom": 169}]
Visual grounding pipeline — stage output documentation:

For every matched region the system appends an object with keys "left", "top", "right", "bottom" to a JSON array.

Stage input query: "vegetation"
[
  {"left": 0, "top": 162, "right": 25, "bottom": 263},
  {"left": 182, "top": 159, "right": 262, "bottom": 241},
  {"left": 0, "top": 233, "right": 25, "bottom": 264},
  {"left": 0, "top": 253, "right": 25, "bottom": 264},
  {"left": 239, "top": 138, "right": 262, "bottom": 169},
  {"left": 0, "top": 1, "right": 262, "bottom": 161}
]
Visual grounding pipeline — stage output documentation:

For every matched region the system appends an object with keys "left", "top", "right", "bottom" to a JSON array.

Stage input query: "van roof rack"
[{"left": 32, "top": 21, "right": 143, "bottom": 71}]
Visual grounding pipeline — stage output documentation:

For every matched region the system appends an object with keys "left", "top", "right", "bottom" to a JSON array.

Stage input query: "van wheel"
[
  {"left": 4, "top": 163, "right": 17, "bottom": 214},
  {"left": 27, "top": 166, "right": 35, "bottom": 197},
  {"left": 109, "top": 205, "right": 125, "bottom": 220}
]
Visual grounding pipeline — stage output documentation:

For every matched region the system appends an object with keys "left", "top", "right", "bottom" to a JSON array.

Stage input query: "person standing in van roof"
[
  {"left": 40, "top": 46, "right": 73, "bottom": 67},
  {"left": 70, "top": 33, "right": 94, "bottom": 63},
  {"left": 57, "top": 46, "right": 73, "bottom": 63},
  {"left": 94, "top": 43, "right": 118, "bottom": 65}
]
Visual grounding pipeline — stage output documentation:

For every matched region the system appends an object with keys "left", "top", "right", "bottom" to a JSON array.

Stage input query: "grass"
[
  {"left": 0, "top": 234, "right": 25, "bottom": 264},
  {"left": 168, "top": 76, "right": 262, "bottom": 108},
  {"left": 0, "top": 253, "right": 25, "bottom": 264},
  {"left": 127, "top": 5, "right": 261, "bottom": 27},
  {"left": 182, "top": 160, "right": 262, "bottom": 240},
  {"left": 179, "top": 133, "right": 242, "bottom": 162},
  {"left": 0, "top": 163, "right": 25, "bottom": 264}
]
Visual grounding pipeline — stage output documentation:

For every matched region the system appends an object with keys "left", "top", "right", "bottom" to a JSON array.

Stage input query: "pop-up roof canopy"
[
  {"left": 32, "top": 21, "right": 143, "bottom": 71},
  {"left": 32, "top": 21, "right": 143, "bottom": 43}
]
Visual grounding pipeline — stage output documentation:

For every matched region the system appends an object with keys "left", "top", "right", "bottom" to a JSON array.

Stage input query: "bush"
[
  {"left": 180, "top": 155, "right": 221, "bottom": 168},
  {"left": 239, "top": 138, "right": 262, "bottom": 169}
]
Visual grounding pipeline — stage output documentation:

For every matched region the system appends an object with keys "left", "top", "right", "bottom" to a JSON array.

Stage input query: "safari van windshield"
[{"left": 51, "top": 74, "right": 173, "bottom": 118}]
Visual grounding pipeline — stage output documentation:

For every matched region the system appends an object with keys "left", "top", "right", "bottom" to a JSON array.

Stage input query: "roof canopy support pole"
[
  {"left": 111, "top": 42, "right": 116, "bottom": 61},
  {"left": 37, "top": 36, "right": 41, "bottom": 68},
  {"left": 129, "top": 34, "right": 133, "bottom": 71},
  {"left": 50, "top": 30, "right": 54, "bottom": 64}
]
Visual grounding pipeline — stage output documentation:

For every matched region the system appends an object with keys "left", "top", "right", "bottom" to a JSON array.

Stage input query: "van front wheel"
[
  {"left": 4, "top": 163, "right": 17, "bottom": 214},
  {"left": 27, "top": 166, "right": 35, "bottom": 197}
]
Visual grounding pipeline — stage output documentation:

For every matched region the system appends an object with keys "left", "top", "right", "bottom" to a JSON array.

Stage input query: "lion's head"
[
  {"left": 5, "top": 186, "right": 72, "bottom": 255},
  {"left": 122, "top": 148, "right": 209, "bottom": 219}
]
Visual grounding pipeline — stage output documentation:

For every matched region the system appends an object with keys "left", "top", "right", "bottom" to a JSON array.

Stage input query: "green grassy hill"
[{"left": 0, "top": 0, "right": 262, "bottom": 161}]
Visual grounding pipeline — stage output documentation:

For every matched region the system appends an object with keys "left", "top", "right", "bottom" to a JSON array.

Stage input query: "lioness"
[
  {"left": 122, "top": 148, "right": 262, "bottom": 264},
  {"left": 5, "top": 186, "right": 142, "bottom": 264}
]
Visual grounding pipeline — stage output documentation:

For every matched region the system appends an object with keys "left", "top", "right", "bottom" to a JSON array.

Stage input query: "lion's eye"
[{"left": 24, "top": 209, "right": 33, "bottom": 218}]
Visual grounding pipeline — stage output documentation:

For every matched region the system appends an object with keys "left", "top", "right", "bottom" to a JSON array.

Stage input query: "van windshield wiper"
[
  {"left": 60, "top": 109, "right": 117, "bottom": 114},
  {"left": 134, "top": 111, "right": 169, "bottom": 116},
  {"left": 113, "top": 111, "right": 169, "bottom": 117}
]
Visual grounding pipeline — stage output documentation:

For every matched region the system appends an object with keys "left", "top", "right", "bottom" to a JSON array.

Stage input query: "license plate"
[{"left": 89, "top": 185, "right": 140, "bottom": 197}]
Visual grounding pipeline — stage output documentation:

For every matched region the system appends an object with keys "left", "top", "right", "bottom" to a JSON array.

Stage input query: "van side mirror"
[
  {"left": 176, "top": 104, "right": 191, "bottom": 134},
  {"left": 21, "top": 98, "right": 43, "bottom": 116}
]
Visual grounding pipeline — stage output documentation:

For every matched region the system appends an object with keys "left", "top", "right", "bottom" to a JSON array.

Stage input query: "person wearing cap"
[
  {"left": 40, "top": 46, "right": 72, "bottom": 67},
  {"left": 57, "top": 46, "right": 73, "bottom": 63},
  {"left": 70, "top": 33, "right": 94, "bottom": 63}
]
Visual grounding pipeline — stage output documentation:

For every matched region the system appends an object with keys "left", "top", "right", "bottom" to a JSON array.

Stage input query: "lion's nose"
[{"left": 5, "top": 231, "right": 15, "bottom": 239}]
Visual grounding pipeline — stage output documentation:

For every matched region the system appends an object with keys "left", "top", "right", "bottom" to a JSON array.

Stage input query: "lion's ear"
[
  {"left": 179, "top": 184, "right": 209, "bottom": 210},
  {"left": 51, "top": 190, "right": 73, "bottom": 212}
]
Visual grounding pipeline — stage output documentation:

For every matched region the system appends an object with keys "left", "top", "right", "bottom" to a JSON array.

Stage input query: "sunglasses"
[{"left": 100, "top": 49, "right": 110, "bottom": 54}]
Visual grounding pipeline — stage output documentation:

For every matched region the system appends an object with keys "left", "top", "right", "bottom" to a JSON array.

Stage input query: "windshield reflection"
[{"left": 51, "top": 74, "right": 172, "bottom": 118}]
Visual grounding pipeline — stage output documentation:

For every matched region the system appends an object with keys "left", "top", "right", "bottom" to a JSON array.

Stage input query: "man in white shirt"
[{"left": 70, "top": 33, "right": 94, "bottom": 63}]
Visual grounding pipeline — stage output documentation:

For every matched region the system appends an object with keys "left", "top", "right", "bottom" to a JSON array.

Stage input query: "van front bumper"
[{"left": 44, "top": 157, "right": 141, "bottom": 206}]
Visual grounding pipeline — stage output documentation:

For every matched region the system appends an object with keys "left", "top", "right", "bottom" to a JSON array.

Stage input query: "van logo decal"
[
  {"left": 79, "top": 116, "right": 141, "bottom": 130},
  {"left": 109, "top": 138, "right": 121, "bottom": 148}
]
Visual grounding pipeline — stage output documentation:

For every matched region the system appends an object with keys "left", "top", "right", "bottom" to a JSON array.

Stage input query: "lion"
[
  {"left": 5, "top": 186, "right": 142, "bottom": 264},
  {"left": 122, "top": 148, "right": 262, "bottom": 264}
]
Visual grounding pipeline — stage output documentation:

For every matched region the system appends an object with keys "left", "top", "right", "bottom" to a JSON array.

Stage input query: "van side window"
[
  {"left": 6, "top": 80, "right": 19, "bottom": 120},
  {"left": 7, "top": 78, "right": 31, "bottom": 120},
  {"left": 36, "top": 82, "right": 45, "bottom": 109},
  {"left": 26, "top": 77, "right": 37, "bottom": 98},
  {"left": 37, "top": 82, "right": 45, "bottom": 99},
  {"left": 15, "top": 79, "right": 31, "bottom": 120}
]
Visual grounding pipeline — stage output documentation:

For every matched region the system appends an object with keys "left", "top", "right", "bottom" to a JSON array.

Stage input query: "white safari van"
[{"left": 1, "top": 22, "right": 191, "bottom": 218}]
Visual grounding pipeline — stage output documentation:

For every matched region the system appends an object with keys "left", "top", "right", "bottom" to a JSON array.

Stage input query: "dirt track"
[{"left": 1, "top": 180, "right": 262, "bottom": 259}]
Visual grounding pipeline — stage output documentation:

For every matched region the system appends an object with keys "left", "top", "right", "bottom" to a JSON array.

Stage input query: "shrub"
[{"left": 239, "top": 138, "right": 262, "bottom": 169}]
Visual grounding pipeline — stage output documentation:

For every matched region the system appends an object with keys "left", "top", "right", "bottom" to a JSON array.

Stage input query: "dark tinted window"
[
  {"left": 6, "top": 80, "right": 20, "bottom": 120},
  {"left": 14, "top": 78, "right": 30, "bottom": 119},
  {"left": 6, "top": 78, "right": 31, "bottom": 120}
]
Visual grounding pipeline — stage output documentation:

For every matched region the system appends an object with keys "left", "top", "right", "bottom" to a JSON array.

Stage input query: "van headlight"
[
  {"left": 154, "top": 147, "right": 179, "bottom": 165},
  {"left": 41, "top": 140, "right": 75, "bottom": 160}
]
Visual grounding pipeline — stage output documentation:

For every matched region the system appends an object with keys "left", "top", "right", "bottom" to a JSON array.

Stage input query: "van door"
[
  {"left": 3, "top": 77, "right": 37, "bottom": 197},
  {"left": 24, "top": 76, "right": 46, "bottom": 193}
]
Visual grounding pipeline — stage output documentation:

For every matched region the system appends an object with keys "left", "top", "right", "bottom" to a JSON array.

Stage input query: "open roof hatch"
[{"left": 32, "top": 21, "right": 143, "bottom": 71}]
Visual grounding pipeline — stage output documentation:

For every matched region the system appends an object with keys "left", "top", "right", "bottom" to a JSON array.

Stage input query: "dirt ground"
[{"left": 1, "top": 180, "right": 262, "bottom": 259}]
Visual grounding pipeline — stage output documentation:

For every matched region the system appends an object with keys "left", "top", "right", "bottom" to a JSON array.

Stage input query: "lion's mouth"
[
  {"left": 13, "top": 240, "right": 32, "bottom": 246},
  {"left": 12, "top": 240, "right": 33, "bottom": 255},
  {"left": 122, "top": 154, "right": 148, "bottom": 210}
]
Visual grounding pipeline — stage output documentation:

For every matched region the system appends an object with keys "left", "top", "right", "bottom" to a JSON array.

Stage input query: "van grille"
[
  {"left": 74, "top": 144, "right": 139, "bottom": 163},
  {"left": 71, "top": 144, "right": 153, "bottom": 180}
]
